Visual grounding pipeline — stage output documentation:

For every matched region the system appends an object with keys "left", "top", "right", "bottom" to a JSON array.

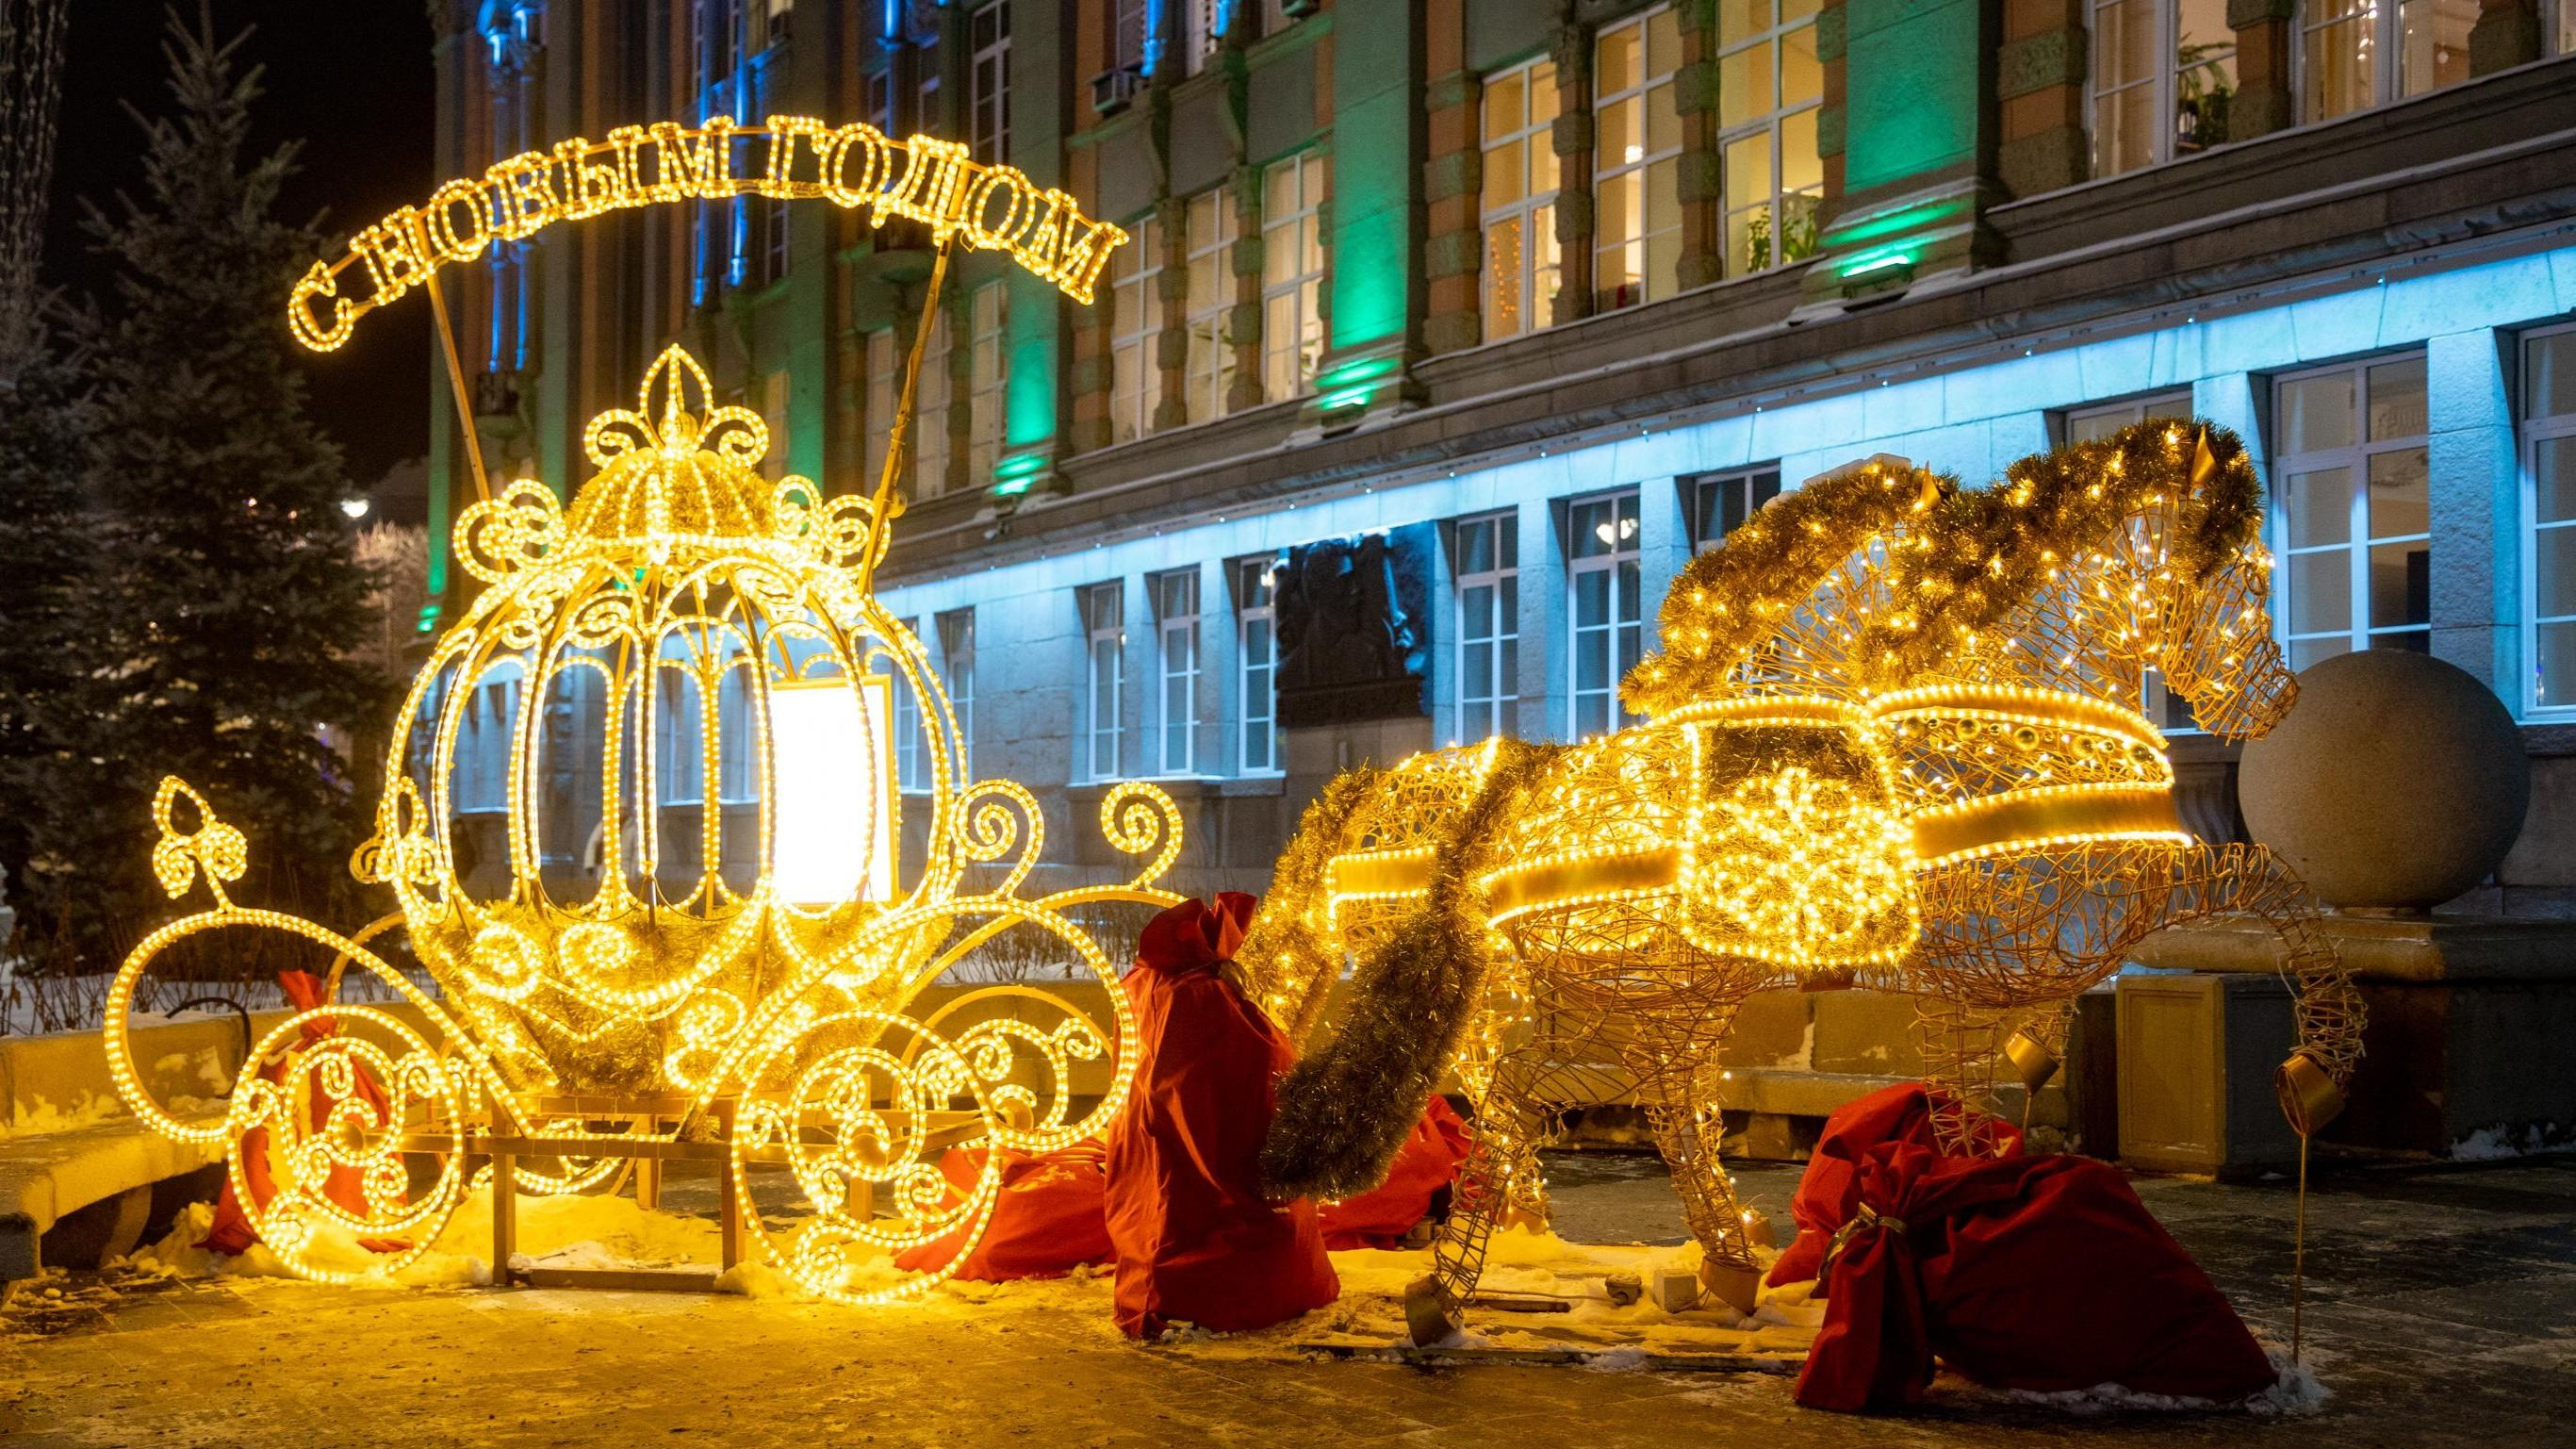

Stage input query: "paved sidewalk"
[{"left": 2, "top": 1153, "right": 2568, "bottom": 1448}]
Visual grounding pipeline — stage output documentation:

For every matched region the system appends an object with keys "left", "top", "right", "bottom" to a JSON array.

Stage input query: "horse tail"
[{"left": 1260, "top": 741, "right": 1547, "bottom": 1202}]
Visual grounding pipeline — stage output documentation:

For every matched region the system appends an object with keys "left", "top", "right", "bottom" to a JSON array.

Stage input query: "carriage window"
[
  {"left": 2064, "top": 389, "right": 2194, "bottom": 444},
  {"left": 1235, "top": 557, "right": 1281, "bottom": 773},
  {"left": 2272, "top": 355, "right": 2431, "bottom": 669},
  {"left": 2523, "top": 324, "right": 2576, "bottom": 716},
  {"left": 1080, "top": 582, "right": 1125, "bottom": 782},
  {"left": 1456, "top": 513, "right": 1520, "bottom": 743},
  {"left": 1567, "top": 492, "right": 1642, "bottom": 739},
  {"left": 1687, "top": 467, "right": 1781, "bottom": 553}
]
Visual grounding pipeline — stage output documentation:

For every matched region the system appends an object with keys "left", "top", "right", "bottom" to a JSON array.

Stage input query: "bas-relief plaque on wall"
[{"left": 1274, "top": 524, "right": 1434, "bottom": 727}]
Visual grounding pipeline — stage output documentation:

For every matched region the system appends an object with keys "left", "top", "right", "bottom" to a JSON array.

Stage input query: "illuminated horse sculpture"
[{"left": 1246, "top": 421, "right": 2363, "bottom": 1340}]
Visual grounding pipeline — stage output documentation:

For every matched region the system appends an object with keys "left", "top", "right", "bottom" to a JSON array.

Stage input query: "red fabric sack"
[
  {"left": 1795, "top": 1140, "right": 2275, "bottom": 1412},
  {"left": 1319, "top": 1096, "right": 1470, "bottom": 1250},
  {"left": 892, "top": 1141, "right": 1115, "bottom": 1281},
  {"left": 1769, "top": 1082, "right": 2019, "bottom": 1287},
  {"left": 1104, "top": 893, "right": 1338, "bottom": 1338},
  {"left": 205, "top": 970, "right": 409, "bottom": 1257}
]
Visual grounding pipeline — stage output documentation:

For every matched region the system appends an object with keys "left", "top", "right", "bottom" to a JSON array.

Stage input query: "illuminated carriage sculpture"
[
  {"left": 1250, "top": 423, "right": 2364, "bottom": 1339},
  {"left": 102, "top": 120, "right": 1179, "bottom": 1300}
]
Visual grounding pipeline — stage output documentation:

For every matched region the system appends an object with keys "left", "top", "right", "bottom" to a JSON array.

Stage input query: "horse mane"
[
  {"left": 1857, "top": 420, "right": 2260, "bottom": 684},
  {"left": 1623, "top": 457, "right": 1953, "bottom": 717}
]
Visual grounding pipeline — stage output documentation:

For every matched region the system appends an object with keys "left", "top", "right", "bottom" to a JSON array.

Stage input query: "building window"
[
  {"left": 658, "top": 669, "right": 706, "bottom": 806},
  {"left": 1108, "top": 213, "right": 1164, "bottom": 444},
  {"left": 937, "top": 607, "right": 976, "bottom": 774},
  {"left": 1182, "top": 184, "right": 1239, "bottom": 424},
  {"left": 967, "top": 282, "right": 1009, "bottom": 486},
  {"left": 893, "top": 617, "right": 927, "bottom": 792},
  {"left": 1235, "top": 556, "right": 1280, "bottom": 773},
  {"left": 2066, "top": 389, "right": 2195, "bottom": 444},
  {"left": 2301, "top": 0, "right": 2475, "bottom": 123},
  {"left": 1687, "top": 467, "right": 1780, "bottom": 554},
  {"left": 1151, "top": 569, "right": 1201, "bottom": 776},
  {"left": 1481, "top": 56, "right": 1561, "bottom": 343},
  {"left": 863, "top": 330, "right": 898, "bottom": 495},
  {"left": 1592, "top": 5, "right": 1680, "bottom": 313},
  {"left": 865, "top": 66, "right": 893, "bottom": 134},
  {"left": 916, "top": 53, "right": 941, "bottom": 136},
  {"left": 1716, "top": 0, "right": 1823, "bottom": 277},
  {"left": 1455, "top": 513, "right": 1520, "bottom": 743},
  {"left": 457, "top": 669, "right": 522, "bottom": 813},
  {"left": 1568, "top": 493, "right": 1641, "bottom": 738},
  {"left": 2523, "top": 325, "right": 2576, "bottom": 715},
  {"left": 1113, "top": 0, "right": 1150, "bottom": 73},
  {"left": 763, "top": 0, "right": 792, "bottom": 49},
  {"left": 1260, "top": 155, "right": 1325, "bottom": 401},
  {"left": 2273, "top": 354, "right": 2432, "bottom": 669},
  {"left": 1080, "top": 582, "right": 1125, "bottom": 781},
  {"left": 970, "top": 0, "right": 1010, "bottom": 165},
  {"left": 1182, "top": 0, "right": 1225, "bottom": 74},
  {"left": 2091, "top": 0, "right": 2236, "bottom": 178},
  {"left": 914, "top": 309, "right": 953, "bottom": 497}
]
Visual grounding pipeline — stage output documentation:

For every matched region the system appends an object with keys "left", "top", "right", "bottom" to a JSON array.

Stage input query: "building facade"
[{"left": 429, "top": 0, "right": 2576, "bottom": 909}]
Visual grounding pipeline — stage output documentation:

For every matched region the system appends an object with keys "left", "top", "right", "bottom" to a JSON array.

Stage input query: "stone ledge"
[
  {"left": 2, "top": 1113, "right": 228, "bottom": 1281},
  {"left": 2133, "top": 914, "right": 2576, "bottom": 982}
]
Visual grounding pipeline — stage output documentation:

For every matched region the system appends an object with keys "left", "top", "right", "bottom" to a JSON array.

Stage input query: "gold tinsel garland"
[{"left": 1239, "top": 766, "right": 1387, "bottom": 1046}]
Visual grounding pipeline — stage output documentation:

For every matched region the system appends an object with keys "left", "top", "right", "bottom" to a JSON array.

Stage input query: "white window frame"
[
  {"left": 1687, "top": 465, "right": 1781, "bottom": 554},
  {"left": 937, "top": 607, "right": 976, "bottom": 775},
  {"left": 1108, "top": 213, "right": 1164, "bottom": 444},
  {"left": 2272, "top": 354, "right": 2434, "bottom": 668},
  {"left": 969, "top": 0, "right": 1011, "bottom": 166},
  {"left": 1259, "top": 154, "right": 1324, "bottom": 402},
  {"left": 2087, "top": 0, "right": 2238, "bottom": 179},
  {"left": 1080, "top": 582, "right": 1125, "bottom": 782},
  {"left": 2064, "top": 390, "right": 2202, "bottom": 729},
  {"left": 1235, "top": 555, "right": 1281, "bottom": 774},
  {"left": 1480, "top": 55, "right": 1560, "bottom": 343},
  {"left": 1590, "top": 4, "right": 1679, "bottom": 314},
  {"left": 1181, "top": 0, "right": 1224, "bottom": 75},
  {"left": 1181, "top": 184, "right": 1239, "bottom": 424},
  {"left": 1112, "top": 0, "right": 1150, "bottom": 73},
  {"left": 1567, "top": 491, "right": 1643, "bottom": 739},
  {"left": 1715, "top": 0, "right": 1823, "bottom": 277},
  {"left": 967, "top": 282, "right": 1009, "bottom": 486},
  {"left": 2296, "top": 0, "right": 2478, "bottom": 123},
  {"left": 1454, "top": 512, "right": 1520, "bottom": 744},
  {"left": 2521, "top": 321, "right": 2576, "bottom": 716},
  {"left": 893, "top": 617, "right": 927, "bottom": 793},
  {"left": 457, "top": 668, "right": 522, "bottom": 814},
  {"left": 1151, "top": 568, "right": 1202, "bottom": 777}
]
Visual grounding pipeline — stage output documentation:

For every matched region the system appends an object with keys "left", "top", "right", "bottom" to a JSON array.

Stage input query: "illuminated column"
[
  {"left": 1797, "top": 0, "right": 2002, "bottom": 309},
  {"left": 1994, "top": 0, "right": 2089, "bottom": 198},
  {"left": 1312, "top": 0, "right": 1427, "bottom": 421}
]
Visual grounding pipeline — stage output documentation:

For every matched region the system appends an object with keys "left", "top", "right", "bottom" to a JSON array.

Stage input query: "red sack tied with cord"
[
  {"left": 1796, "top": 1140, "right": 2275, "bottom": 1412},
  {"left": 1770, "top": 1081, "right": 2020, "bottom": 1288},
  {"left": 892, "top": 1140, "right": 1114, "bottom": 1281},
  {"left": 1104, "top": 893, "right": 1337, "bottom": 1338},
  {"left": 205, "top": 970, "right": 410, "bottom": 1257}
]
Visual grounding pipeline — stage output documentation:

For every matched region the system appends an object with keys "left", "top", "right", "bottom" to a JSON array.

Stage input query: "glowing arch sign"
[{"left": 287, "top": 116, "right": 1128, "bottom": 352}]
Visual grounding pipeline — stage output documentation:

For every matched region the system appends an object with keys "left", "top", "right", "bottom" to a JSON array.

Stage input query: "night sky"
[{"left": 42, "top": 1, "right": 436, "bottom": 488}]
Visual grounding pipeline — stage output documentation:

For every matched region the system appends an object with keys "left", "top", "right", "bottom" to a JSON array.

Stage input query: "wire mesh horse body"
[{"left": 1249, "top": 423, "right": 2362, "bottom": 1335}]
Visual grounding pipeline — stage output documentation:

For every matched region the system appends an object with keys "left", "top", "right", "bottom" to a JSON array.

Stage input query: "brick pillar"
[
  {"left": 1227, "top": 164, "right": 1266, "bottom": 412},
  {"left": 1549, "top": 20, "right": 1595, "bottom": 326},
  {"left": 1815, "top": 0, "right": 1846, "bottom": 217},
  {"left": 2227, "top": 0, "right": 2296, "bottom": 140},
  {"left": 1064, "top": 144, "right": 1114, "bottom": 456},
  {"left": 1151, "top": 191, "right": 1190, "bottom": 432},
  {"left": 1996, "top": 0, "right": 2088, "bottom": 198},
  {"left": 2469, "top": 0, "right": 2544, "bottom": 74},
  {"left": 1421, "top": 0, "right": 1483, "bottom": 356},
  {"left": 1672, "top": 0, "right": 1722, "bottom": 290}
]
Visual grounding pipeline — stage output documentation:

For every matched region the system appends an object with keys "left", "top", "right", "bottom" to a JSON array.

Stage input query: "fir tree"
[{"left": 19, "top": 8, "right": 387, "bottom": 971}]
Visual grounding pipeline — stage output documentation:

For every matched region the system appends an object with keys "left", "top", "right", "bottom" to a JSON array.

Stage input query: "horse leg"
[
  {"left": 2151, "top": 841, "right": 2365, "bottom": 1113},
  {"left": 1911, "top": 992, "right": 2023, "bottom": 1156},
  {"left": 1413, "top": 1046, "right": 1560, "bottom": 1344},
  {"left": 1624, "top": 998, "right": 1764, "bottom": 1313}
]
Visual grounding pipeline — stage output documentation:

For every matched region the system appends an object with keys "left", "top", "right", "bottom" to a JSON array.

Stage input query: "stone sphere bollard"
[{"left": 2240, "top": 649, "right": 2530, "bottom": 912}]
